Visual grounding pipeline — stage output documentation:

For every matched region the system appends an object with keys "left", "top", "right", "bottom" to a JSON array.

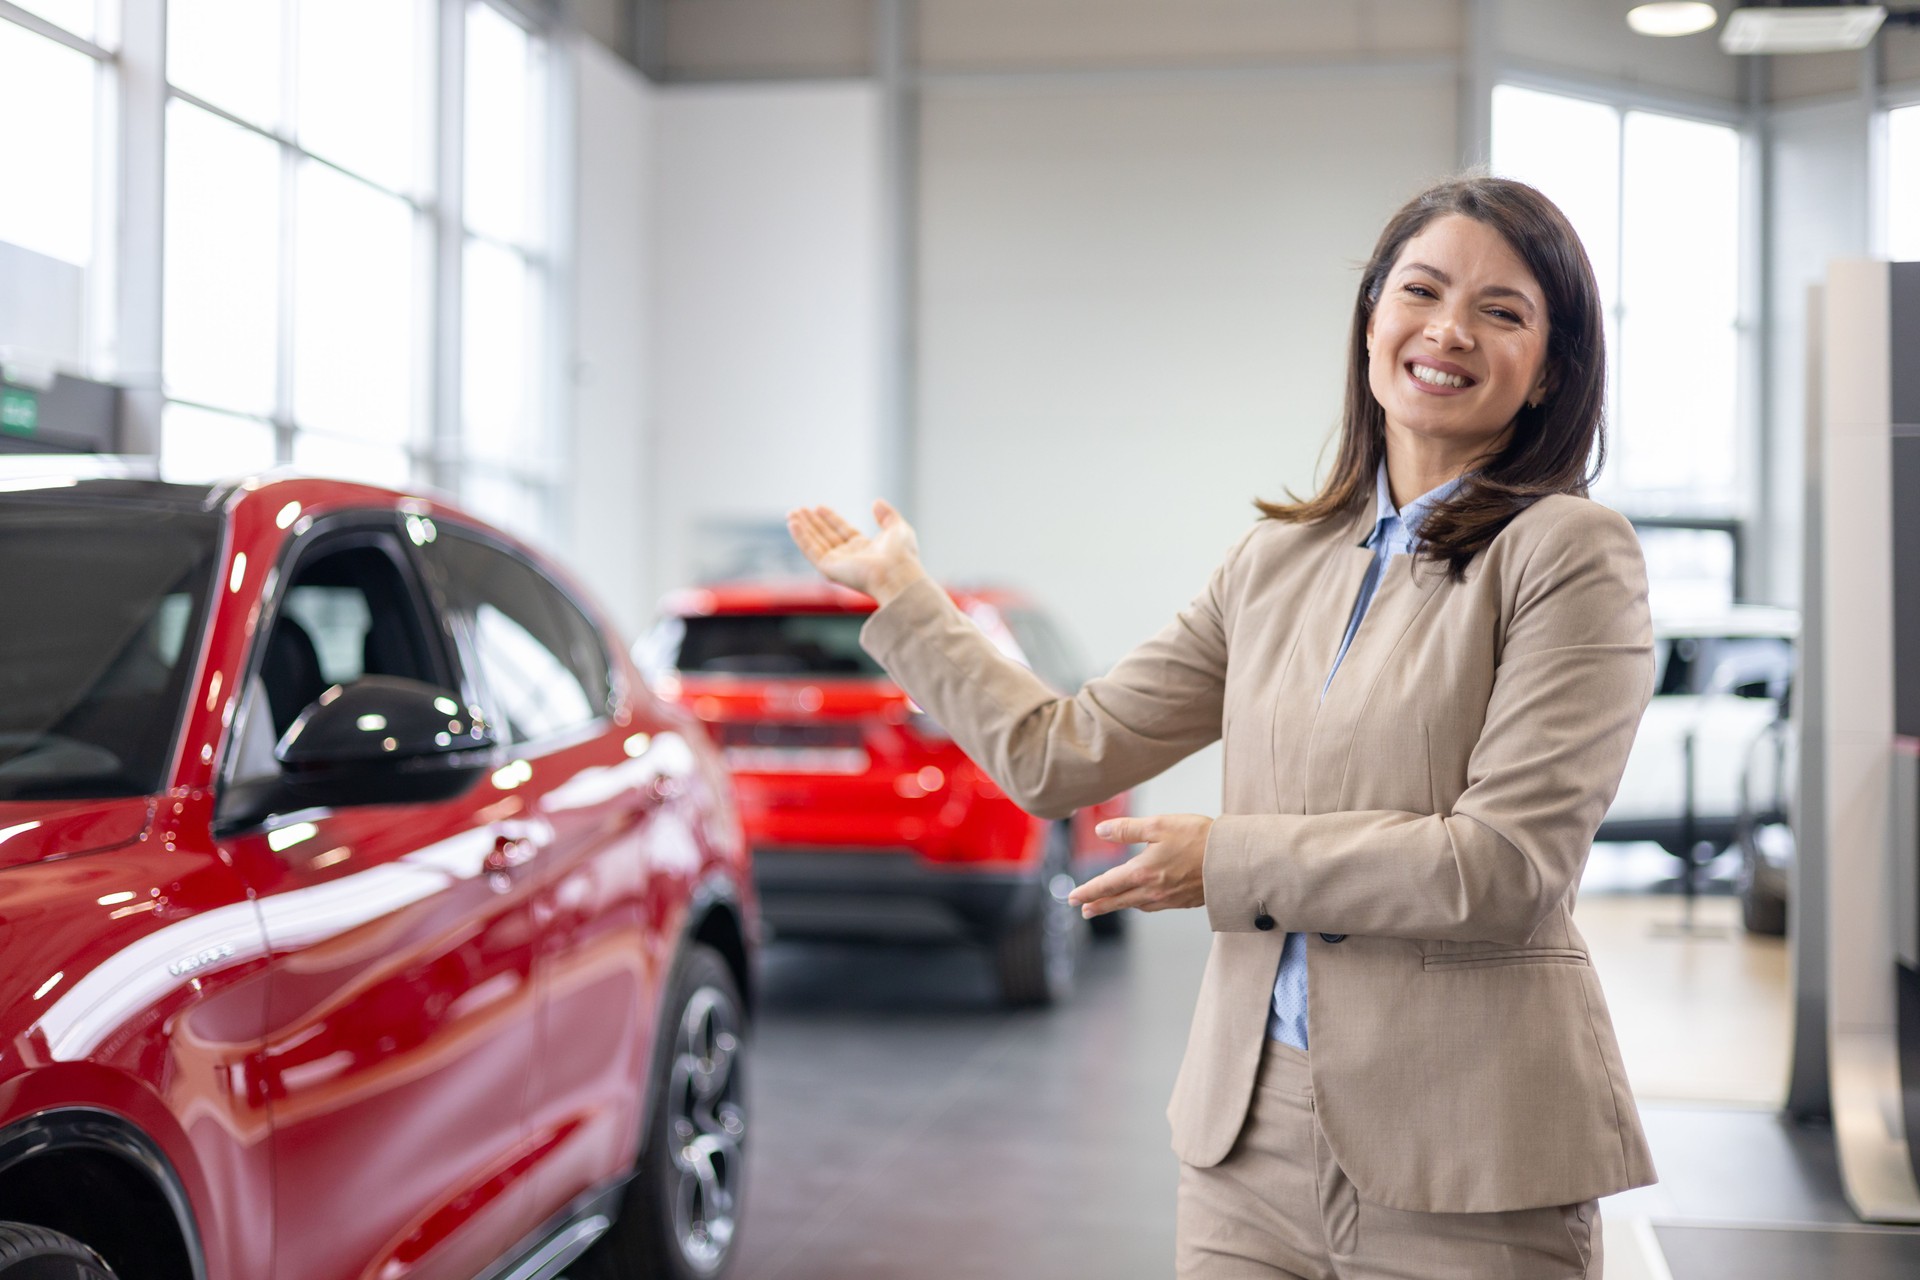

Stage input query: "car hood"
[{"left": 0, "top": 796, "right": 156, "bottom": 871}]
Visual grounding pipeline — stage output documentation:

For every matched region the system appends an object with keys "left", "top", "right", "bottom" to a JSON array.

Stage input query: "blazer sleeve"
[
  {"left": 857, "top": 529, "right": 1256, "bottom": 820},
  {"left": 1202, "top": 503, "right": 1654, "bottom": 946}
]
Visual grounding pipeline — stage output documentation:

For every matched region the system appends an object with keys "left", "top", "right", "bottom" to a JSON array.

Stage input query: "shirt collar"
[{"left": 1365, "top": 460, "right": 1468, "bottom": 551}]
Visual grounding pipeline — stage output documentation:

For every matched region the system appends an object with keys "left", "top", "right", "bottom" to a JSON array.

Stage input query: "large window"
[
  {"left": 0, "top": 6, "right": 115, "bottom": 379},
  {"left": 1492, "top": 85, "right": 1744, "bottom": 518},
  {"left": 1889, "top": 102, "right": 1920, "bottom": 263},
  {"left": 155, "top": 0, "right": 557, "bottom": 546}
]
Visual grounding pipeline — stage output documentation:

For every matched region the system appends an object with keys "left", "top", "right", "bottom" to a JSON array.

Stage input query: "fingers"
[
  {"left": 1095, "top": 816, "right": 1152, "bottom": 845},
  {"left": 1068, "top": 861, "right": 1145, "bottom": 906},
  {"left": 873, "top": 497, "right": 901, "bottom": 528}
]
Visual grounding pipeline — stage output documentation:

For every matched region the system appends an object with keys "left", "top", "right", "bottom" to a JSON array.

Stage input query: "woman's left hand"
[{"left": 1068, "top": 814, "right": 1214, "bottom": 917}]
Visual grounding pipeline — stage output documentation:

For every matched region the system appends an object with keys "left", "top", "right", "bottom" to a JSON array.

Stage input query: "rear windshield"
[
  {"left": 655, "top": 612, "right": 886, "bottom": 679},
  {"left": 0, "top": 500, "right": 222, "bottom": 799}
]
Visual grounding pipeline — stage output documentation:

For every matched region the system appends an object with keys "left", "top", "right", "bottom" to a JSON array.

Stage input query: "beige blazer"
[{"left": 860, "top": 492, "right": 1658, "bottom": 1215}]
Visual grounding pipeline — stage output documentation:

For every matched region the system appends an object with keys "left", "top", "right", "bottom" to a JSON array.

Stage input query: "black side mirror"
[{"left": 218, "top": 677, "right": 497, "bottom": 831}]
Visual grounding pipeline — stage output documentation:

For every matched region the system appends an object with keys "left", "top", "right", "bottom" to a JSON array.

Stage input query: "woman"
[{"left": 787, "top": 175, "right": 1653, "bottom": 1279}]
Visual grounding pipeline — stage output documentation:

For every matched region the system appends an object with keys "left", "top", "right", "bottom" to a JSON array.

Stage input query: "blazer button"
[
  {"left": 1254, "top": 914, "right": 1275, "bottom": 931},
  {"left": 1319, "top": 933, "right": 1347, "bottom": 943}
]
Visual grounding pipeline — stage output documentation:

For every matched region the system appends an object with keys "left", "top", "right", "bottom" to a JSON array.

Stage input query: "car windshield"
[
  {"left": 662, "top": 612, "right": 887, "bottom": 678},
  {"left": 1654, "top": 634, "right": 1794, "bottom": 698},
  {"left": 0, "top": 499, "right": 222, "bottom": 800}
]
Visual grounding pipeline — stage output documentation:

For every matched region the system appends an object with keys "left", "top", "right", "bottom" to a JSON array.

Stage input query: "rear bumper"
[{"left": 751, "top": 846, "right": 1042, "bottom": 943}]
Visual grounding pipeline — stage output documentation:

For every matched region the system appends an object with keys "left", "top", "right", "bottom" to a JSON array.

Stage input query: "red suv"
[
  {"left": 0, "top": 473, "right": 754, "bottom": 1280},
  {"left": 637, "top": 580, "right": 1131, "bottom": 1007}
]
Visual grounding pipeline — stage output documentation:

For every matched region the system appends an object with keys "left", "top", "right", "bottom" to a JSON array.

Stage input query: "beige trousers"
[{"left": 1176, "top": 1041, "right": 1602, "bottom": 1280}]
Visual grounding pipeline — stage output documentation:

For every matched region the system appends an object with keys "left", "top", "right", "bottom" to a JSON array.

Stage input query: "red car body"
[
  {"left": 640, "top": 580, "right": 1132, "bottom": 1004},
  {"left": 0, "top": 474, "right": 754, "bottom": 1280}
]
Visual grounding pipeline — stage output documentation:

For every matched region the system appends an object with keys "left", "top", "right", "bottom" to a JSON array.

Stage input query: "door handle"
[{"left": 484, "top": 835, "right": 538, "bottom": 888}]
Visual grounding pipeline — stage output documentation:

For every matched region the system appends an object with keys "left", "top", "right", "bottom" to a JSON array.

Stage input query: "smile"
[{"left": 1406, "top": 362, "right": 1475, "bottom": 391}]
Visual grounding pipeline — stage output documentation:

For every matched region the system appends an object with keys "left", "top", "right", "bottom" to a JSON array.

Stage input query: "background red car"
[
  {"left": 0, "top": 474, "right": 754, "bottom": 1280},
  {"left": 637, "top": 580, "right": 1132, "bottom": 1007}
]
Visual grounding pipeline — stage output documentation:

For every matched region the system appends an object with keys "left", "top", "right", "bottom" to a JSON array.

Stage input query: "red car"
[
  {"left": 0, "top": 473, "right": 754, "bottom": 1280},
  {"left": 637, "top": 580, "right": 1132, "bottom": 1007}
]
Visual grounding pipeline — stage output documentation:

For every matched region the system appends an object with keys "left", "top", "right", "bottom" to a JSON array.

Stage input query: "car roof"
[
  {"left": 1652, "top": 604, "right": 1799, "bottom": 639},
  {"left": 660, "top": 578, "right": 1032, "bottom": 616}
]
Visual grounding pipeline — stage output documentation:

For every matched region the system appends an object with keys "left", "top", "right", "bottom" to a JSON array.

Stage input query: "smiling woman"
[
  {"left": 1259, "top": 176, "right": 1610, "bottom": 582},
  {"left": 789, "top": 175, "right": 1646, "bottom": 1280}
]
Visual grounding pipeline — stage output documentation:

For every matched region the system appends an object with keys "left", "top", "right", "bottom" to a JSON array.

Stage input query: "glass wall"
[
  {"left": 0, "top": 5, "right": 116, "bottom": 378},
  {"left": 147, "top": 0, "right": 557, "bottom": 545},
  {"left": 1492, "top": 83, "right": 1745, "bottom": 614}
]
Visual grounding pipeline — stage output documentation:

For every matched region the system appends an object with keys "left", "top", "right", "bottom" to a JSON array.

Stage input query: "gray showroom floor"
[{"left": 720, "top": 865, "right": 1920, "bottom": 1279}]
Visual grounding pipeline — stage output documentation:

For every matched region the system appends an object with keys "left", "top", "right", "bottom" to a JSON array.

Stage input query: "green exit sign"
[{"left": 0, "top": 387, "right": 38, "bottom": 436}]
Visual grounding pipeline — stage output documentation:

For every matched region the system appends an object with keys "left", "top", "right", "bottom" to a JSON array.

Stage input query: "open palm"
[{"left": 786, "top": 500, "right": 926, "bottom": 604}]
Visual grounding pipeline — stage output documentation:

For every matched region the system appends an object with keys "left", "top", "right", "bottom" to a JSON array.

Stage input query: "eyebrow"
[{"left": 1398, "top": 262, "right": 1540, "bottom": 310}]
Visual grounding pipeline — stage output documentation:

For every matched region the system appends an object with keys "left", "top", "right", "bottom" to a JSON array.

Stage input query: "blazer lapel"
[
  {"left": 1304, "top": 538, "right": 1448, "bottom": 811},
  {"left": 1270, "top": 505, "right": 1378, "bottom": 814}
]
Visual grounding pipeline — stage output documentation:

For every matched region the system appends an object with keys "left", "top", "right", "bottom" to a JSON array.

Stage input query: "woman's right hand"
[{"left": 786, "top": 499, "right": 930, "bottom": 607}]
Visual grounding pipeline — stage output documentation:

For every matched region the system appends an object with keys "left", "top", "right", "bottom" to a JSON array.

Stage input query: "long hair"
[{"left": 1258, "top": 175, "right": 1608, "bottom": 580}]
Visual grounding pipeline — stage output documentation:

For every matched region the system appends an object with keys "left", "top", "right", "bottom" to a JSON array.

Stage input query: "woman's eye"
[
  {"left": 1488, "top": 308, "right": 1519, "bottom": 323},
  {"left": 1404, "top": 284, "right": 1435, "bottom": 299}
]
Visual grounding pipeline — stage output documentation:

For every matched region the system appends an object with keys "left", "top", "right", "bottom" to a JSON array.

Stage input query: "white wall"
[
  {"left": 565, "top": 35, "right": 655, "bottom": 642},
  {"left": 915, "top": 73, "right": 1457, "bottom": 813},
  {"left": 648, "top": 82, "right": 885, "bottom": 605}
]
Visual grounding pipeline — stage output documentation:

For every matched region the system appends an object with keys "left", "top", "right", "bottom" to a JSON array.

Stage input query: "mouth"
[{"left": 1405, "top": 361, "right": 1477, "bottom": 394}]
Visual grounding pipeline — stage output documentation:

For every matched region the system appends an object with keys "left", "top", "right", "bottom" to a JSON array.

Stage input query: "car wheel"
[
  {"left": 576, "top": 944, "right": 747, "bottom": 1280},
  {"left": 0, "top": 1223, "right": 115, "bottom": 1279},
  {"left": 994, "top": 825, "right": 1085, "bottom": 1006},
  {"left": 1736, "top": 824, "right": 1788, "bottom": 937}
]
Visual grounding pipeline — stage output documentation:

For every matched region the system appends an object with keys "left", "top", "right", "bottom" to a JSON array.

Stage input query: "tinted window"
[
  {"left": 1003, "top": 609, "right": 1085, "bottom": 694},
  {"left": 0, "top": 500, "right": 220, "bottom": 799},
  {"left": 1654, "top": 635, "right": 1794, "bottom": 698},
  {"left": 669, "top": 613, "right": 885, "bottom": 678},
  {"left": 428, "top": 530, "right": 612, "bottom": 743}
]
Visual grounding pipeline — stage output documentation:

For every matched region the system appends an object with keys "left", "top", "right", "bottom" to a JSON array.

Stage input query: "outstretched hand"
[
  {"left": 786, "top": 500, "right": 929, "bottom": 606},
  {"left": 1068, "top": 814, "right": 1214, "bottom": 918}
]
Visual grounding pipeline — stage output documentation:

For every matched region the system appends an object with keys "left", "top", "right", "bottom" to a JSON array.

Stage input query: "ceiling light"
[
  {"left": 1720, "top": 5, "right": 1887, "bottom": 54},
  {"left": 1628, "top": 3, "right": 1720, "bottom": 37}
]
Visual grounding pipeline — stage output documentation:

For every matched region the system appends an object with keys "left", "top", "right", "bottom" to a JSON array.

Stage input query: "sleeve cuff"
[
  {"left": 858, "top": 575, "right": 954, "bottom": 668},
  {"left": 1204, "top": 813, "right": 1301, "bottom": 933}
]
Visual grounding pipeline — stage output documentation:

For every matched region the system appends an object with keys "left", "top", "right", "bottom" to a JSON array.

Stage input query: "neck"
[{"left": 1382, "top": 425, "right": 1506, "bottom": 508}]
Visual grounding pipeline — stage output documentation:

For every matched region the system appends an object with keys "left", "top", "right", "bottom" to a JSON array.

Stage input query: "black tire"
[
  {"left": 575, "top": 944, "right": 748, "bottom": 1280},
  {"left": 0, "top": 1223, "right": 115, "bottom": 1279},
  {"left": 994, "top": 825, "right": 1086, "bottom": 1006},
  {"left": 1737, "top": 827, "right": 1788, "bottom": 936}
]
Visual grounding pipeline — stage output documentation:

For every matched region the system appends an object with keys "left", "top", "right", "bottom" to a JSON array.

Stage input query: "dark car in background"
[
  {"left": 638, "top": 580, "right": 1133, "bottom": 1007},
  {"left": 0, "top": 472, "right": 753, "bottom": 1280}
]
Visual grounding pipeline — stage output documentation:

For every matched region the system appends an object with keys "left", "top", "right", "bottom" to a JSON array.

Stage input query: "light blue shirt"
[{"left": 1267, "top": 460, "right": 1468, "bottom": 1048}]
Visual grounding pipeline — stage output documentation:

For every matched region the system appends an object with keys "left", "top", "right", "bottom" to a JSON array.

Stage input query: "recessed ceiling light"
[
  {"left": 1627, "top": 2, "right": 1719, "bottom": 37},
  {"left": 1720, "top": 5, "right": 1887, "bottom": 54}
]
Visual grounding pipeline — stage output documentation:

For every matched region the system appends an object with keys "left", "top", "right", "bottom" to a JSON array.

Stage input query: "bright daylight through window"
[
  {"left": 147, "top": 0, "right": 555, "bottom": 546},
  {"left": 1492, "top": 84, "right": 1743, "bottom": 614},
  {"left": 0, "top": 10, "right": 111, "bottom": 380}
]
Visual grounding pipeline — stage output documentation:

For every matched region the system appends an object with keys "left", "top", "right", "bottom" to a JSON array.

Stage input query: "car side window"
[
  {"left": 229, "top": 533, "right": 441, "bottom": 785},
  {"left": 1004, "top": 609, "right": 1086, "bottom": 695},
  {"left": 426, "top": 529, "right": 613, "bottom": 745}
]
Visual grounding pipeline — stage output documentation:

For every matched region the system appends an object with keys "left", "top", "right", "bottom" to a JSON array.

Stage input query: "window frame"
[
  {"left": 1489, "top": 68, "right": 1759, "bottom": 607},
  {"left": 215, "top": 510, "right": 465, "bottom": 807},
  {"left": 414, "top": 516, "right": 620, "bottom": 754}
]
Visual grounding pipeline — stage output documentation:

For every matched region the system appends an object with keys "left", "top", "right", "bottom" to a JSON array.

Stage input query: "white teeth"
[{"left": 1411, "top": 364, "right": 1468, "bottom": 388}]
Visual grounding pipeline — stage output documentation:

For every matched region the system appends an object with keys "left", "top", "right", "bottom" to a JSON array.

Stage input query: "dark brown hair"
[{"left": 1257, "top": 174, "right": 1608, "bottom": 579}]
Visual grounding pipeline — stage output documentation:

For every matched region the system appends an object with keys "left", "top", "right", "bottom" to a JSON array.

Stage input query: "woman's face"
[{"left": 1365, "top": 213, "right": 1551, "bottom": 469}]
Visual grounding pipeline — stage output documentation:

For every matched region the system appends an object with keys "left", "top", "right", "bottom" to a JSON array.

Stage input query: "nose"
[{"left": 1423, "top": 302, "right": 1474, "bottom": 349}]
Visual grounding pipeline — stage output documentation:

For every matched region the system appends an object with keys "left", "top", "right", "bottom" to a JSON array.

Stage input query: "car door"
[
  {"left": 213, "top": 515, "right": 545, "bottom": 1280},
  {"left": 417, "top": 523, "right": 678, "bottom": 1220}
]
